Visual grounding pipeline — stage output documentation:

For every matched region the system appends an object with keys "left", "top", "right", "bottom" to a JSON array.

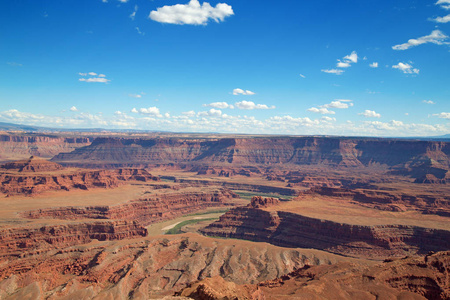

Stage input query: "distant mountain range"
[{"left": 0, "top": 121, "right": 449, "bottom": 141}]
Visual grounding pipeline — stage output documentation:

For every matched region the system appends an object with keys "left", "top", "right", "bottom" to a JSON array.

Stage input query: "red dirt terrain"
[
  {"left": 0, "top": 133, "right": 448, "bottom": 299},
  {"left": 178, "top": 250, "right": 450, "bottom": 300}
]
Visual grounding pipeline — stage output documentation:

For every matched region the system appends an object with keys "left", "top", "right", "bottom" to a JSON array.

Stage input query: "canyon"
[{"left": 0, "top": 132, "right": 448, "bottom": 299}]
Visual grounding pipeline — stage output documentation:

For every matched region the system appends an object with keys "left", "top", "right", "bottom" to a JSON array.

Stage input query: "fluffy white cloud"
[
  {"left": 132, "top": 107, "right": 162, "bottom": 117},
  {"left": 88, "top": 72, "right": 97, "bottom": 76},
  {"left": 70, "top": 106, "right": 78, "bottom": 112},
  {"left": 392, "top": 30, "right": 449, "bottom": 50},
  {"left": 235, "top": 101, "right": 275, "bottom": 110},
  {"left": 233, "top": 88, "right": 255, "bottom": 95},
  {"left": 432, "top": 14, "right": 450, "bottom": 23},
  {"left": 359, "top": 110, "right": 381, "bottom": 118},
  {"left": 78, "top": 72, "right": 87, "bottom": 76},
  {"left": 182, "top": 110, "right": 196, "bottom": 117},
  {"left": 343, "top": 51, "right": 358, "bottom": 63},
  {"left": 369, "top": 62, "right": 378, "bottom": 68},
  {"left": 433, "top": 112, "right": 450, "bottom": 119},
  {"left": 198, "top": 108, "right": 222, "bottom": 117},
  {"left": 203, "top": 102, "right": 234, "bottom": 109},
  {"left": 323, "top": 100, "right": 353, "bottom": 109},
  {"left": 321, "top": 69, "right": 344, "bottom": 75},
  {"left": 149, "top": 0, "right": 234, "bottom": 25},
  {"left": 336, "top": 61, "right": 351, "bottom": 68},
  {"left": 392, "top": 62, "right": 419, "bottom": 74},
  {"left": 307, "top": 107, "right": 336, "bottom": 114},
  {"left": 423, "top": 100, "right": 435, "bottom": 104}
]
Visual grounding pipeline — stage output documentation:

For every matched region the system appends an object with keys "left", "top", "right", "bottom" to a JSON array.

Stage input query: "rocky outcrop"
[
  {"left": 1, "top": 156, "right": 64, "bottom": 172},
  {"left": 308, "top": 186, "right": 450, "bottom": 216},
  {"left": 178, "top": 251, "right": 450, "bottom": 300},
  {"left": 201, "top": 197, "right": 450, "bottom": 260},
  {"left": 0, "top": 220, "right": 147, "bottom": 256},
  {"left": 20, "top": 189, "right": 238, "bottom": 226},
  {"left": 0, "top": 168, "right": 159, "bottom": 196},
  {"left": 0, "top": 234, "right": 348, "bottom": 299},
  {"left": 0, "top": 134, "right": 92, "bottom": 161}
]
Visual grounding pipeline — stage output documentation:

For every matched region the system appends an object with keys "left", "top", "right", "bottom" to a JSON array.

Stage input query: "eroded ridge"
[{"left": 201, "top": 196, "right": 450, "bottom": 260}]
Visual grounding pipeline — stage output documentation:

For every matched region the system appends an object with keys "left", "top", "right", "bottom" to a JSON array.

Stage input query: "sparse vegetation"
[{"left": 165, "top": 218, "right": 218, "bottom": 235}]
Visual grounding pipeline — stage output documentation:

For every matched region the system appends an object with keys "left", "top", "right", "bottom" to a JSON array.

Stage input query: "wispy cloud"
[
  {"left": 433, "top": 112, "right": 450, "bottom": 119},
  {"left": 392, "top": 30, "right": 449, "bottom": 50},
  {"left": 78, "top": 72, "right": 110, "bottom": 83},
  {"left": 235, "top": 101, "right": 275, "bottom": 110},
  {"left": 321, "top": 69, "right": 344, "bottom": 75},
  {"left": 203, "top": 102, "right": 234, "bottom": 109},
  {"left": 7, "top": 62, "right": 23, "bottom": 67},
  {"left": 392, "top": 62, "right": 419, "bottom": 74},
  {"left": 431, "top": 14, "right": 450, "bottom": 23},
  {"left": 436, "top": 0, "right": 450, "bottom": 10},
  {"left": 299, "top": 74, "right": 306, "bottom": 78},
  {"left": 423, "top": 100, "right": 435, "bottom": 104},
  {"left": 369, "top": 62, "right": 378, "bottom": 68},
  {"left": 130, "top": 5, "right": 137, "bottom": 20},
  {"left": 149, "top": 0, "right": 234, "bottom": 25}
]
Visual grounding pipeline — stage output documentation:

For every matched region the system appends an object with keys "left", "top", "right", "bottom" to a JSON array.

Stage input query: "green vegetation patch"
[
  {"left": 187, "top": 208, "right": 230, "bottom": 216},
  {"left": 233, "top": 190, "right": 294, "bottom": 201},
  {"left": 165, "top": 218, "right": 218, "bottom": 235}
]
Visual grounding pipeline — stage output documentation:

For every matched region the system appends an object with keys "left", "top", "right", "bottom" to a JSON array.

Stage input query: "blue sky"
[{"left": 0, "top": 0, "right": 449, "bottom": 136}]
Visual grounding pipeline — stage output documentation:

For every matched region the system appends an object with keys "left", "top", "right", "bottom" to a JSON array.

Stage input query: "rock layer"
[
  {"left": 201, "top": 197, "right": 450, "bottom": 260},
  {"left": 0, "top": 168, "right": 159, "bottom": 196},
  {"left": 21, "top": 189, "right": 238, "bottom": 226}
]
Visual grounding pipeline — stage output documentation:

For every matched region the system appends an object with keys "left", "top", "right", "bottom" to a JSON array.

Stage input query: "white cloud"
[
  {"left": 119, "top": 0, "right": 128, "bottom": 3},
  {"left": 322, "top": 100, "right": 353, "bottom": 109},
  {"left": 233, "top": 88, "right": 255, "bottom": 95},
  {"left": 203, "top": 102, "right": 234, "bottom": 109},
  {"left": 78, "top": 72, "right": 87, "bottom": 76},
  {"left": 336, "top": 61, "right": 351, "bottom": 68},
  {"left": 392, "top": 62, "right": 419, "bottom": 74},
  {"left": 369, "top": 62, "right": 378, "bottom": 68},
  {"left": 432, "top": 14, "right": 450, "bottom": 23},
  {"left": 307, "top": 107, "right": 336, "bottom": 115},
  {"left": 182, "top": 110, "right": 196, "bottom": 117},
  {"left": 198, "top": 108, "right": 222, "bottom": 117},
  {"left": 70, "top": 106, "right": 78, "bottom": 112},
  {"left": 130, "top": 5, "right": 138, "bottom": 20},
  {"left": 423, "top": 100, "right": 435, "bottom": 104},
  {"left": 359, "top": 110, "right": 381, "bottom": 118},
  {"left": 392, "top": 30, "right": 449, "bottom": 50},
  {"left": 299, "top": 74, "right": 306, "bottom": 78},
  {"left": 98, "top": 74, "right": 106, "bottom": 78},
  {"left": 433, "top": 112, "right": 450, "bottom": 119},
  {"left": 436, "top": 0, "right": 450, "bottom": 9},
  {"left": 235, "top": 101, "right": 275, "bottom": 110},
  {"left": 129, "top": 94, "right": 142, "bottom": 98},
  {"left": 88, "top": 72, "right": 97, "bottom": 76},
  {"left": 343, "top": 51, "right": 358, "bottom": 63},
  {"left": 79, "top": 77, "right": 110, "bottom": 83},
  {"left": 149, "top": 0, "right": 234, "bottom": 25},
  {"left": 132, "top": 107, "right": 162, "bottom": 117},
  {"left": 321, "top": 116, "right": 336, "bottom": 122},
  {"left": 321, "top": 69, "right": 344, "bottom": 75},
  {"left": 135, "top": 27, "right": 145, "bottom": 35}
]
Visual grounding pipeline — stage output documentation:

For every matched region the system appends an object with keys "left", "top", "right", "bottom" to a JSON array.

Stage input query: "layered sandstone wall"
[
  {"left": 201, "top": 197, "right": 450, "bottom": 260},
  {"left": 0, "top": 220, "right": 147, "bottom": 256},
  {"left": 20, "top": 189, "right": 237, "bottom": 226},
  {"left": 0, "top": 168, "right": 159, "bottom": 196},
  {"left": 0, "top": 134, "right": 92, "bottom": 161}
]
